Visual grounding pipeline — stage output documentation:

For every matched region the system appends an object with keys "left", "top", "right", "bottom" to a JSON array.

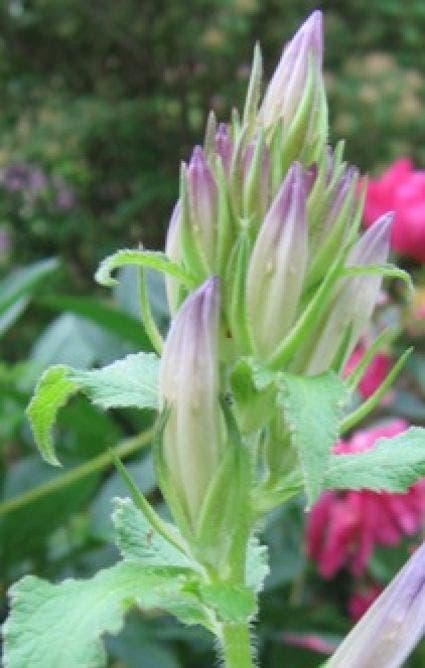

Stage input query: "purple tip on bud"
[
  {"left": 214, "top": 123, "right": 233, "bottom": 176},
  {"left": 327, "top": 541, "right": 425, "bottom": 667},
  {"left": 259, "top": 10, "right": 324, "bottom": 128},
  {"left": 187, "top": 146, "right": 218, "bottom": 269},
  {"left": 165, "top": 201, "right": 182, "bottom": 313},
  {"left": 159, "top": 277, "right": 223, "bottom": 528},
  {"left": 347, "top": 212, "right": 393, "bottom": 268},
  {"left": 246, "top": 161, "right": 308, "bottom": 359}
]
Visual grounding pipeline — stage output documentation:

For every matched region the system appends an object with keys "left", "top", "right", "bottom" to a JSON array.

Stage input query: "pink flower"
[
  {"left": 348, "top": 584, "right": 382, "bottom": 622},
  {"left": 363, "top": 158, "right": 425, "bottom": 263},
  {"left": 282, "top": 632, "right": 336, "bottom": 655},
  {"left": 343, "top": 342, "right": 392, "bottom": 399},
  {"left": 306, "top": 420, "right": 425, "bottom": 578}
]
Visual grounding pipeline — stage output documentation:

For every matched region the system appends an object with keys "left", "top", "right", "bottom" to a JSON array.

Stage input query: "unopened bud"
[
  {"left": 259, "top": 10, "right": 324, "bottom": 129},
  {"left": 159, "top": 277, "right": 224, "bottom": 529},
  {"left": 246, "top": 162, "right": 308, "bottom": 360},
  {"left": 186, "top": 146, "right": 218, "bottom": 270}
]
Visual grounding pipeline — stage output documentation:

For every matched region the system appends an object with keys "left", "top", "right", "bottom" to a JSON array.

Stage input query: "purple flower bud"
[
  {"left": 328, "top": 541, "right": 425, "bottom": 667},
  {"left": 305, "top": 213, "right": 393, "bottom": 375},
  {"left": 187, "top": 146, "right": 218, "bottom": 269},
  {"left": 246, "top": 162, "right": 308, "bottom": 360},
  {"left": 259, "top": 11, "right": 323, "bottom": 129},
  {"left": 159, "top": 277, "right": 224, "bottom": 528},
  {"left": 214, "top": 123, "right": 233, "bottom": 176}
]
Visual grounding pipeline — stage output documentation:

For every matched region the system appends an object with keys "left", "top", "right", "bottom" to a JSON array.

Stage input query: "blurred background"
[{"left": 1, "top": 1, "right": 425, "bottom": 666}]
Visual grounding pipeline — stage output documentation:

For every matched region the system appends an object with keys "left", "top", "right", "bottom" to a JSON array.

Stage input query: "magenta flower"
[
  {"left": 363, "top": 158, "right": 425, "bottom": 262},
  {"left": 348, "top": 583, "right": 382, "bottom": 622},
  {"left": 306, "top": 420, "right": 425, "bottom": 578}
]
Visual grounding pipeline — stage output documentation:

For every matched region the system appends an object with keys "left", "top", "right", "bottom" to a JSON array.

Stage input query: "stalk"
[{"left": 220, "top": 622, "right": 255, "bottom": 668}]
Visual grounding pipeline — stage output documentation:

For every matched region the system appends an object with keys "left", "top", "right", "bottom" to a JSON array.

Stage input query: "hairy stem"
[{"left": 220, "top": 622, "right": 254, "bottom": 668}]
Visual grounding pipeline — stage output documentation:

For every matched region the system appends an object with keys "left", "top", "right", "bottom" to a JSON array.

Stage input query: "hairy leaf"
[
  {"left": 279, "top": 372, "right": 348, "bottom": 505},
  {"left": 26, "top": 365, "right": 80, "bottom": 466},
  {"left": 324, "top": 426, "right": 425, "bottom": 492},
  {"left": 71, "top": 352, "right": 159, "bottom": 410},
  {"left": 95, "top": 249, "right": 196, "bottom": 289},
  {"left": 113, "top": 497, "right": 192, "bottom": 568},
  {"left": 3, "top": 563, "right": 203, "bottom": 668}
]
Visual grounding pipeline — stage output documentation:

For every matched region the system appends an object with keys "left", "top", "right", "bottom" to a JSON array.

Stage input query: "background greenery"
[{"left": 1, "top": 1, "right": 425, "bottom": 666}]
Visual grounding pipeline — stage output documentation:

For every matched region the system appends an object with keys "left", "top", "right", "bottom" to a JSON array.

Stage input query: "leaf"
[
  {"left": 27, "top": 354, "right": 159, "bottom": 465},
  {"left": 40, "top": 294, "right": 152, "bottom": 349},
  {"left": 324, "top": 426, "right": 425, "bottom": 492},
  {"left": 279, "top": 372, "right": 348, "bottom": 506},
  {"left": 26, "top": 365, "right": 80, "bottom": 466},
  {"left": 113, "top": 497, "right": 193, "bottom": 568},
  {"left": 71, "top": 352, "right": 159, "bottom": 410},
  {"left": 0, "top": 258, "right": 59, "bottom": 316},
  {"left": 95, "top": 249, "right": 196, "bottom": 289},
  {"left": 3, "top": 563, "right": 202, "bottom": 668}
]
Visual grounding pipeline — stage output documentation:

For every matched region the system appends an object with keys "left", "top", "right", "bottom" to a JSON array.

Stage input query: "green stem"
[
  {"left": 220, "top": 622, "right": 254, "bottom": 668},
  {"left": 0, "top": 428, "right": 153, "bottom": 517}
]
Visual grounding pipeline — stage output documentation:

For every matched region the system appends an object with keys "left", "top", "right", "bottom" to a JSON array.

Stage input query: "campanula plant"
[{"left": 4, "top": 11, "right": 425, "bottom": 668}]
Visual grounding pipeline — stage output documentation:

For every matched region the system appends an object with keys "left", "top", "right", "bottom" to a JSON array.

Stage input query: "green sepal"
[
  {"left": 340, "top": 347, "right": 413, "bottom": 434},
  {"left": 203, "top": 109, "right": 217, "bottom": 158},
  {"left": 226, "top": 233, "right": 253, "bottom": 355},
  {"left": 242, "top": 42, "right": 263, "bottom": 130},
  {"left": 329, "top": 324, "right": 353, "bottom": 374},
  {"left": 344, "top": 328, "right": 393, "bottom": 392},
  {"left": 268, "top": 118, "right": 285, "bottom": 196},
  {"left": 195, "top": 402, "right": 251, "bottom": 580},
  {"left": 137, "top": 265, "right": 163, "bottom": 354},
  {"left": 230, "top": 357, "right": 276, "bottom": 434},
  {"left": 300, "top": 76, "right": 328, "bottom": 165}
]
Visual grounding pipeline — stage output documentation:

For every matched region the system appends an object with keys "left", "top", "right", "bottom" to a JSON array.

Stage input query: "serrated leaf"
[
  {"left": 324, "top": 427, "right": 425, "bottom": 492},
  {"left": 279, "top": 372, "right": 347, "bottom": 506},
  {"left": 198, "top": 582, "right": 256, "bottom": 623},
  {"left": 113, "top": 497, "right": 193, "bottom": 568},
  {"left": 71, "top": 352, "right": 159, "bottom": 410},
  {"left": 95, "top": 249, "right": 196, "bottom": 289},
  {"left": 27, "top": 354, "right": 159, "bottom": 465},
  {"left": 3, "top": 563, "right": 203, "bottom": 668},
  {"left": 26, "top": 365, "right": 80, "bottom": 466}
]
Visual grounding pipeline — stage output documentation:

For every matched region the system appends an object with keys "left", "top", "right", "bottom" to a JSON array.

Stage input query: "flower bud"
[
  {"left": 242, "top": 132, "right": 270, "bottom": 224},
  {"left": 159, "top": 277, "right": 224, "bottom": 529},
  {"left": 327, "top": 541, "right": 425, "bottom": 667},
  {"left": 186, "top": 145, "right": 218, "bottom": 270},
  {"left": 246, "top": 162, "right": 308, "bottom": 360},
  {"left": 304, "top": 213, "right": 393, "bottom": 375},
  {"left": 214, "top": 123, "right": 233, "bottom": 177},
  {"left": 259, "top": 10, "right": 324, "bottom": 130}
]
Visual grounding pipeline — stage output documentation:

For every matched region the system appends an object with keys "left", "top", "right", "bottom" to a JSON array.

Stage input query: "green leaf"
[
  {"left": 40, "top": 294, "right": 152, "bottom": 349},
  {"left": 324, "top": 426, "right": 425, "bottom": 492},
  {"left": 3, "top": 563, "right": 201, "bottom": 668},
  {"left": 26, "top": 365, "right": 80, "bottom": 466},
  {"left": 197, "top": 582, "right": 256, "bottom": 623},
  {"left": 27, "top": 354, "right": 159, "bottom": 465},
  {"left": 279, "top": 372, "right": 348, "bottom": 506},
  {"left": 95, "top": 249, "right": 196, "bottom": 289},
  {"left": 0, "top": 258, "right": 59, "bottom": 317},
  {"left": 113, "top": 497, "right": 193, "bottom": 568},
  {"left": 71, "top": 352, "right": 159, "bottom": 410}
]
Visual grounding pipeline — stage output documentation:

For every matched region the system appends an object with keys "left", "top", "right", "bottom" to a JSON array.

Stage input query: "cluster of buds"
[{"left": 158, "top": 11, "right": 394, "bottom": 550}]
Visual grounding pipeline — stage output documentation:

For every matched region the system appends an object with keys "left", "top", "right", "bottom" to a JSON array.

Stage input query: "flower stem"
[{"left": 220, "top": 622, "right": 254, "bottom": 668}]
